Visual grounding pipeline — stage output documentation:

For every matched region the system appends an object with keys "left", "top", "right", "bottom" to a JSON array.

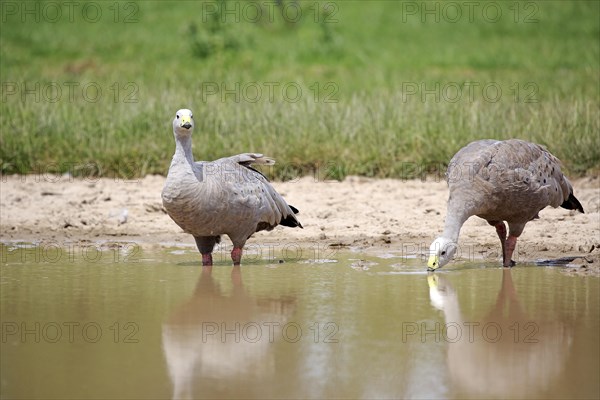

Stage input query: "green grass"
[{"left": 1, "top": 0, "right": 598, "bottom": 179}]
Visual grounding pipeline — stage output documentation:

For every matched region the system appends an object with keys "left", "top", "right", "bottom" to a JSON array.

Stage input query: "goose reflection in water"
[
  {"left": 428, "top": 270, "right": 572, "bottom": 399},
  {"left": 162, "top": 266, "right": 296, "bottom": 399}
]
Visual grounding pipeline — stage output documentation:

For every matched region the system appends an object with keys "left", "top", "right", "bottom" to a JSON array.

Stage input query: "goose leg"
[
  {"left": 201, "top": 254, "right": 213, "bottom": 266},
  {"left": 504, "top": 235, "right": 518, "bottom": 267},
  {"left": 493, "top": 222, "right": 508, "bottom": 265},
  {"left": 231, "top": 247, "right": 243, "bottom": 266},
  {"left": 194, "top": 236, "right": 220, "bottom": 266}
]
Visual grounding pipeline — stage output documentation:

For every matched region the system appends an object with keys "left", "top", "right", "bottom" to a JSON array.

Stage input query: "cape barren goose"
[
  {"left": 427, "top": 139, "right": 584, "bottom": 270},
  {"left": 162, "top": 109, "right": 302, "bottom": 266}
]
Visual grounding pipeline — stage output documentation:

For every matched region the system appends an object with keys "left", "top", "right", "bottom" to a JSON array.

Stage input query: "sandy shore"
[{"left": 1, "top": 174, "right": 599, "bottom": 273}]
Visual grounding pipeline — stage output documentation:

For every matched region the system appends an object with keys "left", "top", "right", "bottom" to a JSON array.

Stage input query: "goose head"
[
  {"left": 172, "top": 109, "right": 194, "bottom": 138},
  {"left": 427, "top": 237, "right": 458, "bottom": 271}
]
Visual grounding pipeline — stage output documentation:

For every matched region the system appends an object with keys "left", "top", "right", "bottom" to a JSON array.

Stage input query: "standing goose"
[
  {"left": 427, "top": 139, "right": 584, "bottom": 270},
  {"left": 162, "top": 109, "right": 302, "bottom": 266}
]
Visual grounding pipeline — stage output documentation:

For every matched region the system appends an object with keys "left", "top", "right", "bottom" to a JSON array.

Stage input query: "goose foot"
[
  {"left": 201, "top": 253, "right": 213, "bottom": 266},
  {"left": 503, "top": 235, "right": 518, "bottom": 268},
  {"left": 231, "top": 247, "right": 243, "bottom": 266}
]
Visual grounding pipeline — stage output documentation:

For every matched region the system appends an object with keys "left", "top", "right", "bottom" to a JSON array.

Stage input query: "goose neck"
[
  {"left": 442, "top": 211, "right": 468, "bottom": 243},
  {"left": 174, "top": 134, "right": 195, "bottom": 166}
]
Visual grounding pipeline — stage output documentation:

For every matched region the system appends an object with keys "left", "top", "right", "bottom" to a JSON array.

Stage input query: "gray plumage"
[
  {"left": 428, "top": 139, "right": 584, "bottom": 270},
  {"left": 162, "top": 109, "right": 302, "bottom": 265}
]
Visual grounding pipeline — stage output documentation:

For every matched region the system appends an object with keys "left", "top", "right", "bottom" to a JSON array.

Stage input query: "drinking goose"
[{"left": 428, "top": 139, "right": 584, "bottom": 270}]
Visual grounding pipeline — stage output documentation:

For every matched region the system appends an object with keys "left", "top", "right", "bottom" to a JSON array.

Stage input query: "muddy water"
[{"left": 1, "top": 243, "right": 598, "bottom": 399}]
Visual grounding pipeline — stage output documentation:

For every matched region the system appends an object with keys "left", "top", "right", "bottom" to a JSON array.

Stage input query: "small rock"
[
  {"left": 329, "top": 242, "right": 349, "bottom": 248},
  {"left": 350, "top": 260, "right": 377, "bottom": 271},
  {"left": 118, "top": 209, "right": 128, "bottom": 225}
]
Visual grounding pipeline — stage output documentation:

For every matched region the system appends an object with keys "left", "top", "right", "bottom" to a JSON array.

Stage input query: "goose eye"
[
  {"left": 441, "top": 251, "right": 446, "bottom": 256},
  {"left": 176, "top": 115, "right": 180, "bottom": 119},
  {"left": 190, "top": 114, "right": 193, "bottom": 118}
]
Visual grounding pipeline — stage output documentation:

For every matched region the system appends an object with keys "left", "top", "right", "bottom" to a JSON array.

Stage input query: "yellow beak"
[
  {"left": 180, "top": 115, "right": 192, "bottom": 127},
  {"left": 427, "top": 255, "right": 439, "bottom": 270}
]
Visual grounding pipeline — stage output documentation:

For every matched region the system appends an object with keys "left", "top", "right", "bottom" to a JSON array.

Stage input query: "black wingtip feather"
[
  {"left": 280, "top": 205, "right": 303, "bottom": 228},
  {"left": 280, "top": 216, "right": 303, "bottom": 228},
  {"left": 560, "top": 193, "right": 584, "bottom": 213}
]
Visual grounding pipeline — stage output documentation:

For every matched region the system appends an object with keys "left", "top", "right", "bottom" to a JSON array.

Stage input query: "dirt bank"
[{"left": 1, "top": 174, "right": 598, "bottom": 273}]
